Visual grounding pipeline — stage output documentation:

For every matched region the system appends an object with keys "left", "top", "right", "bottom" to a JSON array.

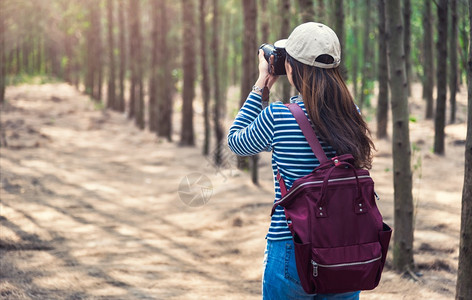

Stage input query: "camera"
[{"left": 259, "top": 43, "right": 287, "bottom": 75}]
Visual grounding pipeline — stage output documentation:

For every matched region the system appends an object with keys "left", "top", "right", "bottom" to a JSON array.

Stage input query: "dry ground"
[{"left": 0, "top": 81, "right": 467, "bottom": 299}]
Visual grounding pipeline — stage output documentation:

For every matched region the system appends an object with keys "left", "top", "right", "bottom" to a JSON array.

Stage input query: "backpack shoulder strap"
[{"left": 285, "top": 103, "right": 329, "bottom": 164}]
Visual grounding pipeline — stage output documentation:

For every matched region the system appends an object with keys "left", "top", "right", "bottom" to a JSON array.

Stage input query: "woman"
[{"left": 228, "top": 22, "right": 374, "bottom": 299}]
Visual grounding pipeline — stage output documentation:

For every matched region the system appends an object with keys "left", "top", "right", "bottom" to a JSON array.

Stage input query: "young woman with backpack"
[{"left": 227, "top": 23, "right": 376, "bottom": 299}]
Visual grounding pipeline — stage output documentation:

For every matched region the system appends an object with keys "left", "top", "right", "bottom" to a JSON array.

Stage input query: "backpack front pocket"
[{"left": 311, "top": 242, "right": 382, "bottom": 293}]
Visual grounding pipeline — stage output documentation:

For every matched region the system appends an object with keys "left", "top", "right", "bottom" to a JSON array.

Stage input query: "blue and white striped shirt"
[{"left": 228, "top": 92, "right": 337, "bottom": 240}]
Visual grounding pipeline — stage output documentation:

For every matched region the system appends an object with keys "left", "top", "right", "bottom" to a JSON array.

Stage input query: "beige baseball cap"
[{"left": 274, "top": 22, "right": 341, "bottom": 69}]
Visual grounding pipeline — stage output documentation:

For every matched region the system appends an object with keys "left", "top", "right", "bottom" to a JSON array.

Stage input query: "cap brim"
[{"left": 274, "top": 39, "right": 288, "bottom": 48}]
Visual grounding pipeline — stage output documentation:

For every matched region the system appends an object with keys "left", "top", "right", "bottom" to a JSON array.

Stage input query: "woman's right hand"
[{"left": 255, "top": 50, "right": 278, "bottom": 91}]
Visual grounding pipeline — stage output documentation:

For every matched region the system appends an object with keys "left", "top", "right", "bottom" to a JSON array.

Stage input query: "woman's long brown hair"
[{"left": 287, "top": 54, "right": 375, "bottom": 169}]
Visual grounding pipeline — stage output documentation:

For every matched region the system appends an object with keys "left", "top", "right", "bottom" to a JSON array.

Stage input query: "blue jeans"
[{"left": 262, "top": 239, "right": 360, "bottom": 300}]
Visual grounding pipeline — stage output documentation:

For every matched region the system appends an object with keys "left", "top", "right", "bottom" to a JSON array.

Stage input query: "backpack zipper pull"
[{"left": 311, "top": 260, "right": 318, "bottom": 277}]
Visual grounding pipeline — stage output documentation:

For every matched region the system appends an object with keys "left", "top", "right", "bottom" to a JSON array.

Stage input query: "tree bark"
[
  {"left": 180, "top": 0, "right": 196, "bottom": 146},
  {"left": 377, "top": 0, "right": 388, "bottom": 139},
  {"left": 149, "top": 0, "right": 160, "bottom": 133},
  {"left": 385, "top": 0, "right": 415, "bottom": 273},
  {"left": 200, "top": 0, "right": 211, "bottom": 155},
  {"left": 297, "top": 0, "right": 315, "bottom": 23},
  {"left": 213, "top": 0, "right": 223, "bottom": 165},
  {"left": 240, "top": 0, "right": 258, "bottom": 182},
  {"left": 403, "top": 0, "right": 412, "bottom": 96},
  {"left": 455, "top": 3, "right": 472, "bottom": 298},
  {"left": 449, "top": 0, "right": 458, "bottom": 124},
  {"left": 317, "top": 0, "right": 325, "bottom": 23},
  {"left": 118, "top": 0, "right": 126, "bottom": 113},
  {"left": 157, "top": 0, "right": 173, "bottom": 141},
  {"left": 360, "top": 0, "right": 372, "bottom": 109},
  {"left": 128, "top": 0, "right": 144, "bottom": 129},
  {"left": 0, "top": 0, "right": 5, "bottom": 104},
  {"left": 260, "top": 0, "right": 269, "bottom": 43},
  {"left": 423, "top": 0, "right": 434, "bottom": 119},
  {"left": 334, "top": 0, "right": 345, "bottom": 79},
  {"left": 106, "top": 0, "right": 116, "bottom": 110},
  {"left": 434, "top": 0, "right": 448, "bottom": 155},
  {"left": 280, "top": 0, "right": 291, "bottom": 103},
  {"left": 351, "top": 0, "right": 359, "bottom": 100}
]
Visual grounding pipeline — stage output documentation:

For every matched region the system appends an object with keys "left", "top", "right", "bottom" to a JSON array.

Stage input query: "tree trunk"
[
  {"left": 377, "top": 0, "right": 388, "bottom": 139},
  {"left": 213, "top": 0, "right": 223, "bottom": 165},
  {"left": 180, "top": 0, "right": 196, "bottom": 146},
  {"left": 297, "top": 0, "right": 315, "bottom": 23},
  {"left": 128, "top": 0, "right": 144, "bottom": 129},
  {"left": 455, "top": 3, "right": 472, "bottom": 298},
  {"left": 149, "top": 0, "right": 159, "bottom": 133},
  {"left": 0, "top": 0, "right": 5, "bottom": 104},
  {"left": 459, "top": 1, "right": 469, "bottom": 89},
  {"left": 240, "top": 0, "right": 258, "bottom": 182},
  {"left": 157, "top": 0, "right": 172, "bottom": 141},
  {"left": 260, "top": 0, "right": 269, "bottom": 43},
  {"left": 128, "top": 0, "right": 136, "bottom": 119},
  {"left": 449, "top": 0, "right": 458, "bottom": 124},
  {"left": 106, "top": 0, "right": 116, "bottom": 110},
  {"left": 86, "top": 0, "right": 98, "bottom": 99},
  {"left": 423, "top": 0, "right": 434, "bottom": 119},
  {"left": 434, "top": 0, "right": 448, "bottom": 155},
  {"left": 118, "top": 0, "right": 126, "bottom": 113},
  {"left": 360, "top": 0, "right": 372, "bottom": 109},
  {"left": 317, "top": 0, "right": 325, "bottom": 23},
  {"left": 280, "top": 0, "right": 291, "bottom": 103},
  {"left": 351, "top": 0, "right": 359, "bottom": 100},
  {"left": 334, "top": 0, "right": 345, "bottom": 79},
  {"left": 403, "top": 0, "right": 412, "bottom": 96},
  {"left": 200, "top": 0, "right": 211, "bottom": 155},
  {"left": 385, "top": 0, "right": 415, "bottom": 273}
]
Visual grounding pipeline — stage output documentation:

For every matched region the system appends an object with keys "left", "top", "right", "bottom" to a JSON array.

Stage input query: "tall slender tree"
[
  {"left": 180, "top": 0, "right": 196, "bottom": 146},
  {"left": 0, "top": 0, "right": 6, "bottom": 104},
  {"left": 423, "top": 0, "right": 434, "bottom": 119},
  {"left": 449, "top": 0, "right": 458, "bottom": 124},
  {"left": 157, "top": 0, "right": 173, "bottom": 141},
  {"left": 403, "top": 0, "right": 412, "bottom": 96},
  {"left": 280, "top": 0, "right": 291, "bottom": 103},
  {"left": 359, "top": 0, "right": 372, "bottom": 109},
  {"left": 200, "top": 0, "right": 211, "bottom": 155},
  {"left": 385, "top": 0, "right": 415, "bottom": 273},
  {"left": 213, "top": 0, "right": 223, "bottom": 164},
  {"left": 149, "top": 0, "right": 160, "bottom": 132},
  {"left": 317, "top": 0, "right": 325, "bottom": 23},
  {"left": 260, "top": 0, "right": 269, "bottom": 43},
  {"left": 377, "top": 0, "right": 389, "bottom": 139},
  {"left": 241, "top": 0, "right": 258, "bottom": 184},
  {"left": 106, "top": 0, "right": 116, "bottom": 110},
  {"left": 85, "top": 0, "right": 101, "bottom": 100},
  {"left": 118, "top": 0, "right": 126, "bottom": 112},
  {"left": 434, "top": 0, "right": 448, "bottom": 155},
  {"left": 128, "top": 0, "right": 144, "bottom": 129},
  {"left": 351, "top": 0, "right": 359, "bottom": 100},
  {"left": 334, "top": 0, "right": 345, "bottom": 78},
  {"left": 297, "top": 0, "right": 315, "bottom": 22},
  {"left": 455, "top": 2, "right": 472, "bottom": 297}
]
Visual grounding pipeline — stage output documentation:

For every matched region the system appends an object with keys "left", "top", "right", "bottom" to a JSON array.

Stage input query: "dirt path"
[{"left": 0, "top": 82, "right": 467, "bottom": 299}]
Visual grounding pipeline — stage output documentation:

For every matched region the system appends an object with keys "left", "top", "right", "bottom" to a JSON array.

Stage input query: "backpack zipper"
[
  {"left": 276, "top": 175, "right": 371, "bottom": 204},
  {"left": 311, "top": 255, "right": 382, "bottom": 277}
]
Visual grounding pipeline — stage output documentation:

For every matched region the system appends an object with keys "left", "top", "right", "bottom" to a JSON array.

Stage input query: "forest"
[{"left": 1, "top": 0, "right": 471, "bottom": 299}]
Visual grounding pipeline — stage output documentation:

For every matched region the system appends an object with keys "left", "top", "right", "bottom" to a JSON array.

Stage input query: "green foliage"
[
  {"left": 6, "top": 74, "right": 60, "bottom": 86},
  {"left": 409, "top": 115, "right": 418, "bottom": 123}
]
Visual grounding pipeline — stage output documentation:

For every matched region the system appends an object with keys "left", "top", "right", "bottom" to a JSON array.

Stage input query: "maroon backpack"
[{"left": 271, "top": 103, "right": 392, "bottom": 294}]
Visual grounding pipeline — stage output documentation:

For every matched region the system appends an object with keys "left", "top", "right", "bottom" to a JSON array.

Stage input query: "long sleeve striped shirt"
[{"left": 227, "top": 92, "right": 337, "bottom": 240}]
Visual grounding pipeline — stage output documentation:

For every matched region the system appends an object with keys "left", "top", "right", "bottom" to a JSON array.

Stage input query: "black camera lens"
[{"left": 259, "top": 43, "right": 287, "bottom": 76}]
